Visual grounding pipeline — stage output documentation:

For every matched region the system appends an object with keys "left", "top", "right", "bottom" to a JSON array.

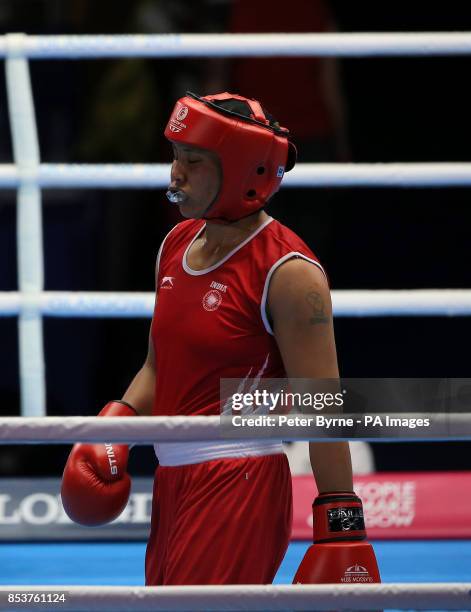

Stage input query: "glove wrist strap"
[{"left": 313, "top": 491, "right": 367, "bottom": 544}]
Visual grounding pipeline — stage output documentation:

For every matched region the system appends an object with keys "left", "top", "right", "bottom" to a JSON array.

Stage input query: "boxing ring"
[{"left": 1, "top": 31, "right": 471, "bottom": 610}]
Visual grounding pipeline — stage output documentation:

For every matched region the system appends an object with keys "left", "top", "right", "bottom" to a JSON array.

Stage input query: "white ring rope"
[
  {"left": 1, "top": 163, "right": 471, "bottom": 188},
  {"left": 1, "top": 290, "right": 471, "bottom": 317},
  {"left": 1, "top": 414, "right": 470, "bottom": 444},
  {"left": 0, "top": 584, "right": 470, "bottom": 611},
  {"left": 2, "top": 32, "right": 471, "bottom": 58},
  {"left": 331, "top": 289, "right": 471, "bottom": 317},
  {"left": 0, "top": 291, "right": 154, "bottom": 318},
  {"left": 0, "top": 416, "right": 221, "bottom": 444}
]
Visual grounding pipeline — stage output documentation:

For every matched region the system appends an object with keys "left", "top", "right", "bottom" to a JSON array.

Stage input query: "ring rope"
[
  {"left": 0, "top": 584, "right": 470, "bottom": 611},
  {"left": 2, "top": 32, "right": 471, "bottom": 58},
  {"left": 1, "top": 290, "right": 471, "bottom": 317},
  {"left": 1, "top": 414, "right": 470, "bottom": 444},
  {"left": 1, "top": 162, "right": 471, "bottom": 188}
]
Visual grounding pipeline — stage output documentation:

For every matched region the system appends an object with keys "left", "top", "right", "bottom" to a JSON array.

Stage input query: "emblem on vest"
[
  {"left": 161, "top": 276, "right": 174, "bottom": 289},
  {"left": 203, "top": 289, "right": 222, "bottom": 311}
]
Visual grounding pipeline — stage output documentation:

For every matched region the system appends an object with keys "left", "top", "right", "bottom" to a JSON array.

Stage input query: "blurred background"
[{"left": 1, "top": 0, "right": 471, "bottom": 477}]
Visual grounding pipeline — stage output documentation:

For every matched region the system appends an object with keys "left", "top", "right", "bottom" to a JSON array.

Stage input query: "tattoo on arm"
[{"left": 305, "top": 290, "right": 330, "bottom": 325}]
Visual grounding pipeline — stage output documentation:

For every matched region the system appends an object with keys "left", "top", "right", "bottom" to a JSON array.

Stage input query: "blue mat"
[{"left": 1, "top": 540, "right": 470, "bottom": 585}]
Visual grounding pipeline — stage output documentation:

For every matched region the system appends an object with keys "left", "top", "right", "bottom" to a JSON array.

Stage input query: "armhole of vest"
[
  {"left": 155, "top": 224, "right": 180, "bottom": 285},
  {"left": 260, "top": 251, "right": 327, "bottom": 336}
]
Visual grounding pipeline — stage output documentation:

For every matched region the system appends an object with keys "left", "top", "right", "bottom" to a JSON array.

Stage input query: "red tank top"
[{"left": 151, "top": 216, "right": 324, "bottom": 417}]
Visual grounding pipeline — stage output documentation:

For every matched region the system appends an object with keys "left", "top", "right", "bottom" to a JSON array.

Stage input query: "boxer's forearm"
[
  {"left": 309, "top": 441, "right": 353, "bottom": 492},
  {"left": 121, "top": 361, "right": 155, "bottom": 416},
  {"left": 121, "top": 329, "right": 156, "bottom": 416}
]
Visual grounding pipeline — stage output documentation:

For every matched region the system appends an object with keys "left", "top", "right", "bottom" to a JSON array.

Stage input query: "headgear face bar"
[{"left": 164, "top": 92, "right": 297, "bottom": 222}]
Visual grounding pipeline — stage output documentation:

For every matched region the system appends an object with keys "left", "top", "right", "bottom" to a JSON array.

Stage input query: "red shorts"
[{"left": 145, "top": 453, "right": 292, "bottom": 585}]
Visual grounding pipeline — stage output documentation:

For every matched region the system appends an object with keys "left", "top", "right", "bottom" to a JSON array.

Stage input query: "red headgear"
[{"left": 164, "top": 92, "right": 296, "bottom": 222}]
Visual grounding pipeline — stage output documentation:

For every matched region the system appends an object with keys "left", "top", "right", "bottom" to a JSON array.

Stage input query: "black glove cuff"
[
  {"left": 112, "top": 400, "right": 139, "bottom": 416},
  {"left": 313, "top": 492, "right": 361, "bottom": 507}
]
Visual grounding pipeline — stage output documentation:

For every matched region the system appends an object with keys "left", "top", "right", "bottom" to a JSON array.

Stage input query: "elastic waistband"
[{"left": 154, "top": 440, "right": 284, "bottom": 467}]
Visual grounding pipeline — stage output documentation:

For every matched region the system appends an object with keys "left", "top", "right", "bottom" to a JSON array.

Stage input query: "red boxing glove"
[
  {"left": 293, "top": 492, "right": 381, "bottom": 584},
  {"left": 61, "top": 400, "right": 137, "bottom": 526}
]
